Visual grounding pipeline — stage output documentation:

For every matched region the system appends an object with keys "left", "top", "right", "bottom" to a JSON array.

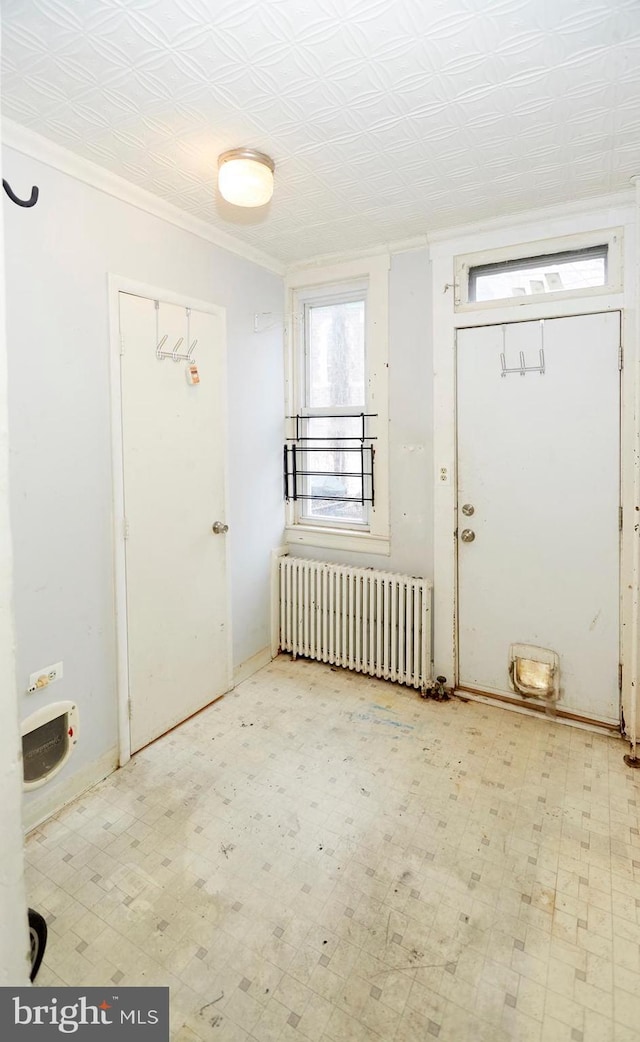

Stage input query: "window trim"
[
  {"left": 454, "top": 228, "right": 623, "bottom": 312},
  {"left": 284, "top": 254, "right": 390, "bottom": 554}
]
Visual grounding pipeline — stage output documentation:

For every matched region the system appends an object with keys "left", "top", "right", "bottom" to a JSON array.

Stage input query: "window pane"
[
  {"left": 299, "top": 415, "right": 367, "bottom": 441},
  {"left": 304, "top": 477, "right": 366, "bottom": 525},
  {"left": 307, "top": 300, "right": 365, "bottom": 407},
  {"left": 298, "top": 416, "right": 368, "bottom": 526},
  {"left": 470, "top": 246, "right": 607, "bottom": 302}
]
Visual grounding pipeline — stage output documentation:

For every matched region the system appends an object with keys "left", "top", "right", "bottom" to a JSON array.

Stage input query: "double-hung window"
[
  {"left": 298, "top": 284, "right": 368, "bottom": 529},
  {"left": 285, "top": 256, "right": 390, "bottom": 555}
]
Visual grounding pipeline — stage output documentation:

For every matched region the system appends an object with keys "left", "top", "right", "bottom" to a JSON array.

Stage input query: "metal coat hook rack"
[
  {"left": 500, "top": 321, "right": 546, "bottom": 377},
  {"left": 253, "top": 310, "right": 303, "bottom": 333},
  {"left": 253, "top": 311, "right": 277, "bottom": 333},
  {"left": 155, "top": 302, "right": 198, "bottom": 362},
  {"left": 2, "top": 179, "right": 39, "bottom": 207},
  {"left": 500, "top": 348, "right": 545, "bottom": 377},
  {"left": 155, "top": 335, "right": 198, "bottom": 363}
]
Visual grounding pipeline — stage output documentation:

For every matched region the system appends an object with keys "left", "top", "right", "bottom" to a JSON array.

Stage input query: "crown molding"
[
  {"left": 1, "top": 119, "right": 285, "bottom": 276},
  {"left": 5, "top": 117, "right": 632, "bottom": 275},
  {"left": 287, "top": 235, "right": 428, "bottom": 274},
  {"left": 426, "top": 188, "right": 635, "bottom": 250}
]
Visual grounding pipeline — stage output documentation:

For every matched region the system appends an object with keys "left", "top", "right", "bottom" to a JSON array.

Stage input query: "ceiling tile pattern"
[{"left": 2, "top": 0, "right": 639, "bottom": 263}]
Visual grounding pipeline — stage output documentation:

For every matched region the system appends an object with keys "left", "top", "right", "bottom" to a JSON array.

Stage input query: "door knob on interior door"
[
  {"left": 461, "top": 503, "right": 475, "bottom": 516},
  {"left": 211, "top": 521, "right": 229, "bottom": 534},
  {"left": 460, "top": 529, "right": 475, "bottom": 542}
]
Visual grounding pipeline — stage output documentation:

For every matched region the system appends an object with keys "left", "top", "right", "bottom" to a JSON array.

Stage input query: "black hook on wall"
[{"left": 2, "top": 179, "right": 39, "bottom": 207}]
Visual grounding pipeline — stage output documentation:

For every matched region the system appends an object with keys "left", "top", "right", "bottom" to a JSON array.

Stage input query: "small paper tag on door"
[{"left": 186, "top": 363, "right": 200, "bottom": 385}]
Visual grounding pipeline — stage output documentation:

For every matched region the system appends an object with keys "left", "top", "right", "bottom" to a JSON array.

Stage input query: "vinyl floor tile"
[{"left": 24, "top": 656, "right": 640, "bottom": 1041}]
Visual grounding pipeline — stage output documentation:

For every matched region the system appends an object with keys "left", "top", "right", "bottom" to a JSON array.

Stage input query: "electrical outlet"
[
  {"left": 438, "top": 465, "right": 451, "bottom": 485},
  {"left": 28, "top": 661, "right": 63, "bottom": 693}
]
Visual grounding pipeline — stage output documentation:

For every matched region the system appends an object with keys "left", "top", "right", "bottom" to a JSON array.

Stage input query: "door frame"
[
  {"left": 108, "top": 274, "right": 232, "bottom": 767},
  {"left": 430, "top": 198, "right": 639, "bottom": 743}
]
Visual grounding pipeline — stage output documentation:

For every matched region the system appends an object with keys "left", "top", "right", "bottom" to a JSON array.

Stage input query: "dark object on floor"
[
  {"left": 623, "top": 754, "right": 640, "bottom": 769},
  {"left": 2, "top": 179, "right": 39, "bottom": 207},
  {"left": 28, "top": 908, "right": 47, "bottom": 982},
  {"left": 421, "top": 676, "right": 450, "bottom": 701}
]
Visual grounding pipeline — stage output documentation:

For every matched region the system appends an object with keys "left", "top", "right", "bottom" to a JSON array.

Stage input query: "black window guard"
[{"left": 284, "top": 413, "right": 376, "bottom": 506}]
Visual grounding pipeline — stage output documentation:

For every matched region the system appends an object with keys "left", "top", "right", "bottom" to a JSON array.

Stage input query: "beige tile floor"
[{"left": 25, "top": 656, "right": 640, "bottom": 1042}]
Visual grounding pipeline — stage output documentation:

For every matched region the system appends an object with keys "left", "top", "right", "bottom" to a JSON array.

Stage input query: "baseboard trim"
[
  {"left": 456, "top": 688, "right": 621, "bottom": 738},
  {"left": 23, "top": 747, "right": 119, "bottom": 834},
  {"left": 233, "top": 646, "right": 274, "bottom": 687}
]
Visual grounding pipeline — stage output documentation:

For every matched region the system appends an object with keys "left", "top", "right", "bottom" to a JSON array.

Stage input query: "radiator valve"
[{"left": 421, "top": 675, "right": 449, "bottom": 701}]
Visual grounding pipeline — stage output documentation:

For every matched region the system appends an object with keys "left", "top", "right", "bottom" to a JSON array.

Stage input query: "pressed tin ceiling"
[{"left": 2, "top": 0, "right": 640, "bottom": 265}]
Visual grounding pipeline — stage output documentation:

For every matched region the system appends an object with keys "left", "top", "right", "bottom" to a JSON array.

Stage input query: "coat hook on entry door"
[{"left": 500, "top": 321, "right": 546, "bottom": 377}]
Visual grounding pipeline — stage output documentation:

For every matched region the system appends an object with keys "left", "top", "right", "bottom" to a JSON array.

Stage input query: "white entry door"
[
  {"left": 456, "top": 312, "right": 620, "bottom": 724},
  {"left": 119, "top": 292, "right": 231, "bottom": 753}
]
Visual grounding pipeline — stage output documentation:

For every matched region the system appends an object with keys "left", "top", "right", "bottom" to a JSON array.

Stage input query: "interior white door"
[
  {"left": 119, "top": 292, "right": 231, "bottom": 753},
  {"left": 457, "top": 312, "right": 620, "bottom": 724}
]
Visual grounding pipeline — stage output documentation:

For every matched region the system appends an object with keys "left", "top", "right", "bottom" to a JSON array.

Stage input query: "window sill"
[{"left": 284, "top": 524, "right": 390, "bottom": 556}]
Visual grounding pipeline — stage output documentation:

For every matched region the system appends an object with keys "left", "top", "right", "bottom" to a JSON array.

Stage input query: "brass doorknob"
[
  {"left": 460, "top": 529, "right": 475, "bottom": 543},
  {"left": 212, "top": 521, "right": 229, "bottom": 534}
]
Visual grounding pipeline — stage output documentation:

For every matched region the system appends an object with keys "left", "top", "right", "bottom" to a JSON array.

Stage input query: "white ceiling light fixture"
[{"left": 218, "top": 148, "right": 275, "bottom": 207}]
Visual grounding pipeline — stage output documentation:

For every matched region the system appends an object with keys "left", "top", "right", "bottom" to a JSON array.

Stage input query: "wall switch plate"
[{"left": 28, "top": 661, "right": 63, "bottom": 693}]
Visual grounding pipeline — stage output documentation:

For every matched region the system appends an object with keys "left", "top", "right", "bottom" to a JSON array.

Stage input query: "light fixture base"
[{"left": 218, "top": 148, "right": 274, "bottom": 173}]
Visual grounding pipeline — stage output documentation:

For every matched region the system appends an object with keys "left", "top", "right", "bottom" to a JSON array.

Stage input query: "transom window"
[
  {"left": 454, "top": 230, "right": 621, "bottom": 311},
  {"left": 469, "top": 245, "right": 608, "bottom": 302}
]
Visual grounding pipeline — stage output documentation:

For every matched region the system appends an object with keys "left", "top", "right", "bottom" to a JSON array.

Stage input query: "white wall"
[
  {"left": 286, "top": 247, "right": 434, "bottom": 579},
  {"left": 387, "top": 248, "right": 433, "bottom": 579},
  {"left": 0, "top": 148, "right": 31, "bottom": 983},
  {"left": 2, "top": 146, "right": 284, "bottom": 827}
]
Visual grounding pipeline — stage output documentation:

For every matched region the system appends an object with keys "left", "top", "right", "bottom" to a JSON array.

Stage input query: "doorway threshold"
[{"left": 456, "top": 686, "right": 621, "bottom": 738}]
